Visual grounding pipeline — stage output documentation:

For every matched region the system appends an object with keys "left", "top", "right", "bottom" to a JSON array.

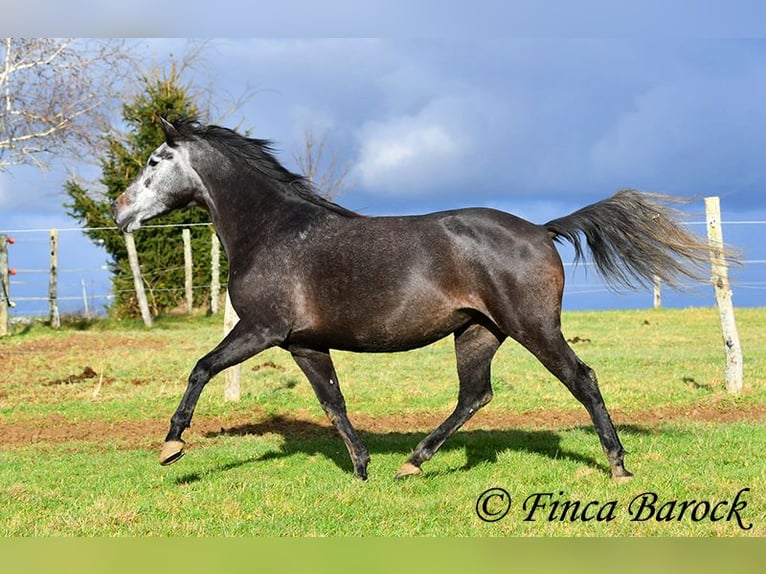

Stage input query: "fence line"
[
  {"left": 3, "top": 218, "right": 764, "bottom": 235},
  {"left": 0, "top": 198, "right": 757, "bottom": 393},
  {"left": 1, "top": 223, "right": 216, "bottom": 321},
  {"left": 2, "top": 222, "right": 214, "bottom": 234},
  {"left": 3, "top": 223, "right": 766, "bottom": 315},
  {"left": 2, "top": 218, "right": 765, "bottom": 320}
]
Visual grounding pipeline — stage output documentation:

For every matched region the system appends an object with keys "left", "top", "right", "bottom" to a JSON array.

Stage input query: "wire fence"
[
  {"left": 561, "top": 220, "right": 765, "bottom": 305},
  {"left": 1, "top": 218, "right": 765, "bottom": 321},
  {"left": 2, "top": 222, "right": 218, "bottom": 320}
]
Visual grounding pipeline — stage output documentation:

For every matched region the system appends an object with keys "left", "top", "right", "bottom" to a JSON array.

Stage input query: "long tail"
[{"left": 545, "top": 189, "right": 724, "bottom": 290}]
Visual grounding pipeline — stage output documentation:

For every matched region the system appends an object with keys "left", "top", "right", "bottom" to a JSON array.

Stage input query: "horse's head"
[{"left": 112, "top": 117, "right": 205, "bottom": 232}]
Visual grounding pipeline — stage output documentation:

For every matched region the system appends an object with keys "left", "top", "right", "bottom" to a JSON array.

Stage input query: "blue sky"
[{"left": 1, "top": 36, "right": 765, "bottom": 316}]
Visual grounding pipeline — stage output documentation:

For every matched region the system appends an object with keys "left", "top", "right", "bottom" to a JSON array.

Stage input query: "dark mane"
[{"left": 171, "top": 117, "right": 361, "bottom": 218}]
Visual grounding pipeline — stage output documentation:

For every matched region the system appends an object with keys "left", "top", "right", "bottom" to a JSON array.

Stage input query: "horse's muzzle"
[{"left": 111, "top": 195, "right": 131, "bottom": 231}]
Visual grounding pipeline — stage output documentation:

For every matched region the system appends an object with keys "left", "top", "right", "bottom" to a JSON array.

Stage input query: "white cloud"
[
  {"left": 354, "top": 117, "right": 465, "bottom": 194},
  {"left": 351, "top": 89, "right": 513, "bottom": 196}
]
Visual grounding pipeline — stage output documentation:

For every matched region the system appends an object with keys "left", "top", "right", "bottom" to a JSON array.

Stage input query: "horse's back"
[{"left": 307, "top": 207, "right": 559, "bottom": 291}]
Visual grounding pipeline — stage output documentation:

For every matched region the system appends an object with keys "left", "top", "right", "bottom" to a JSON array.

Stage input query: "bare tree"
[
  {"left": 0, "top": 38, "right": 136, "bottom": 171},
  {"left": 294, "top": 128, "right": 351, "bottom": 200}
]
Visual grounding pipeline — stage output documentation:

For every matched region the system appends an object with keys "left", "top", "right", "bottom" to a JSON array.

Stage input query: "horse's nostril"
[{"left": 111, "top": 196, "right": 128, "bottom": 219}]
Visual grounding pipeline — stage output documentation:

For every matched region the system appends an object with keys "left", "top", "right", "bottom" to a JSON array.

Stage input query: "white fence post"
[
  {"left": 652, "top": 275, "right": 661, "bottom": 309},
  {"left": 49, "top": 228, "right": 60, "bottom": 329},
  {"left": 0, "top": 234, "right": 9, "bottom": 337},
  {"left": 705, "top": 196, "right": 743, "bottom": 393},
  {"left": 124, "top": 232, "right": 153, "bottom": 328},
  {"left": 182, "top": 228, "right": 193, "bottom": 315},
  {"left": 223, "top": 290, "right": 241, "bottom": 401},
  {"left": 210, "top": 232, "right": 221, "bottom": 315}
]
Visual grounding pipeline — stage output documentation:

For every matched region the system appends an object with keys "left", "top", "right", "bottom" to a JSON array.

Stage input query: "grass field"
[{"left": 0, "top": 307, "right": 764, "bottom": 536}]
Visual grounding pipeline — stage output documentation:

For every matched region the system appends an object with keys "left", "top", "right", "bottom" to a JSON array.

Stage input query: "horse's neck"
[{"left": 205, "top": 177, "right": 331, "bottom": 261}]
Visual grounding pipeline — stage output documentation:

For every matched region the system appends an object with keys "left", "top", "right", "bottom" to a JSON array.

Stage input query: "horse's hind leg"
[
  {"left": 396, "top": 322, "right": 503, "bottom": 478},
  {"left": 516, "top": 322, "right": 632, "bottom": 481},
  {"left": 291, "top": 347, "right": 371, "bottom": 480}
]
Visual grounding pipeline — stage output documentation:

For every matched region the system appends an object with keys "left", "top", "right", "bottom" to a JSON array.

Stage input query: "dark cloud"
[
  {"left": 6, "top": 38, "right": 766, "bottom": 216},
  {"left": 194, "top": 39, "right": 766, "bottom": 215}
]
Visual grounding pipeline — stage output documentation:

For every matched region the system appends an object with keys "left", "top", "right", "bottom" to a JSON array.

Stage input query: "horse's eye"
[{"left": 148, "top": 158, "right": 159, "bottom": 167}]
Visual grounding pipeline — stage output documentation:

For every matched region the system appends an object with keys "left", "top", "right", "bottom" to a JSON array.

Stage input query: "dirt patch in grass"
[
  {"left": 42, "top": 366, "right": 102, "bottom": 386},
  {"left": 1, "top": 399, "right": 764, "bottom": 450},
  {"left": 0, "top": 333, "right": 167, "bottom": 388}
]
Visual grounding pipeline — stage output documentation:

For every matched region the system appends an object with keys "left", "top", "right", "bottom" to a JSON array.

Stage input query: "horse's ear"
[{"left": 159, "top": 116, "right": 181, "bottom": 146}]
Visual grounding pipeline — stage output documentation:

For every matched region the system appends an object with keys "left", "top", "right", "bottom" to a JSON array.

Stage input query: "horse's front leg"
[{"left": 160, "top": 320, "right": 283, "bottom": 465}]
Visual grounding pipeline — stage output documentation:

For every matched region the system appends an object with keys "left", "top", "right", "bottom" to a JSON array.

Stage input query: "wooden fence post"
[
  {"left": 81, "top": 279, "right": 90, "bottom": 318},
  {"left": 705, "top": 196, "right": 743, "bottom": 393},
  {"left": 652, "top": 275, "right": 661, "bottom": 309},
  {"left": 49, "top": 228, "right": 60, "bottom": 329},
  {"left": 223, "top": 290, "right": 241, "bottom": 401},
  {"left": 0, "top": 234, "right": 8, "bottom": 337},
  {"left": 210, "top": 231, "right": 221, "bottom": 315},
  {"left": 124, "top": 232, "right": 153, "bottom": 328},
  {"left": 182, "top": 228, "right": 193, "bottom": 315}
]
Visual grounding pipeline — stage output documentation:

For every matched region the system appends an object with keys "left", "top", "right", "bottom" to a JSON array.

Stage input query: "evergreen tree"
[{"left": 65, "top": 67, "right": 227, "bottom": 318}]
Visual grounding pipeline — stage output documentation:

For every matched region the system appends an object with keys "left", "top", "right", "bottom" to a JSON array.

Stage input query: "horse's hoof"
[
  {"left": 395, "top": 462, "right": 422, "bottom": 479},
  {"left": 160, "top": 440, "right": 186, "bottom": 466},
  {"left": 611, "top": 469, "right": 633, "bottom": 483},
  {"left": 353, "top": 464, "right": 369, "bottom": 481}
]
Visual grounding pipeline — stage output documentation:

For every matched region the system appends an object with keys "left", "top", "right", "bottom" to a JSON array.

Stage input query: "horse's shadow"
[{"left": 173, "top": 415, "right": 655, "bottom": 484}]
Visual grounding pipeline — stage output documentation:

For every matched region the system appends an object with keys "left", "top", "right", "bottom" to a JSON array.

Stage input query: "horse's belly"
[{"left": 290, "top": 308, "right": 473, "bottom": 353}]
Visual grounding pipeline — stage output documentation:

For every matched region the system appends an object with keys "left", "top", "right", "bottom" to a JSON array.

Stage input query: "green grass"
[
  {"left": 1, "top": 422, "right": 763, "bottom": 536},
  {"left": 0, "top": 307, "right": 764, "bottom": 536}
]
